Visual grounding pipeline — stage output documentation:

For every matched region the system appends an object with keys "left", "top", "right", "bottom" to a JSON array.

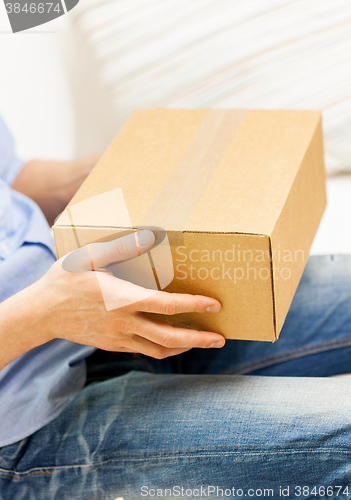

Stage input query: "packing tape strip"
[
  {"left": 139, "top": 109, "right": 247, "bottom": 244},
  {"left": 67, "top": 205, "right": 81, "bottom": 249},
  {"left": 61, "top": 109, "right": 247, "bottom": 253}
]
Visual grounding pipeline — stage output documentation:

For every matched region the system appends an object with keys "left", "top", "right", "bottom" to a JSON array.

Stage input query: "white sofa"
[{"left": 59, "top": 0, "right": 351, "bottom": 257}]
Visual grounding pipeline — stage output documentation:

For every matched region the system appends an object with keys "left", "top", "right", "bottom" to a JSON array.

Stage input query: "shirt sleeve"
[{"left": 0, "top": 115, "right": 25, "bottom": 186}]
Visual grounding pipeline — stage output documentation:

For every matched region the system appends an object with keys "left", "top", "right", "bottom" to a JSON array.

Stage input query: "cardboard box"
[{"left": 53, "top": 109, "right": 326, "bottom": 341}]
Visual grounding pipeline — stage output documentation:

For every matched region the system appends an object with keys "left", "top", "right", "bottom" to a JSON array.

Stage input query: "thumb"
[{"left": 61, "top": 229, "right": 155, "bottom": 273}]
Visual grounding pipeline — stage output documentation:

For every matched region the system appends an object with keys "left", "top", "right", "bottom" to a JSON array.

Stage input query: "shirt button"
[{"left": 0, "top": 242, "right": 8, "bottom": 253}]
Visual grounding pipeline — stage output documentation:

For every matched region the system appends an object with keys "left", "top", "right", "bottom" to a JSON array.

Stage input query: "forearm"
[
  {"left": 0, "top": 283, "right": 51, "bottom": 371},
  {"left": 12, "top": 155, "right": 100, "bottom": 226}
]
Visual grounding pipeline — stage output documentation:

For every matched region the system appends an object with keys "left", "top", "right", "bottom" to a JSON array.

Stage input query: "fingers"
[
  {"left": 117, "top": 334, "right": 192, "bottom": 360},
  {"left": 131, "top": 313, "right": 225, "bottom": 350},
  {"left": 130, "top": 291, "right": 222, "bottom": 315},
  {"left": 125, "top": 292, "right": 225, "bottom": 351},
  {"left": 111, "top": 311, "right": 225, "bottom": 353},
  {"left": 62, "top": 229, "right": 155, "bottom": 272}
]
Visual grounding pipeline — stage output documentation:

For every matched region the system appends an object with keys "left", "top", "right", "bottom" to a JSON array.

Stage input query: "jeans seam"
[
  {"left": 0, "top": 470, "right": 52, "bottom": 480},
  {"left": 220, "top": 336, "right": 351, "bottom": 375},
  {"left": 0, "top": 448, "right": 349, "bottom": 477}
]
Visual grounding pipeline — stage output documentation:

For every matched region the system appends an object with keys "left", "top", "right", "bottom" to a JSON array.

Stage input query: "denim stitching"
[
  {"left": 0, "top": 448, "right": 349, "bottom": 477},
  {"left": 0, "top": 470, "right": 52, "bottom": 480},
  {"left": 220, "top": 336, "right": 351, "bottom": 375}
]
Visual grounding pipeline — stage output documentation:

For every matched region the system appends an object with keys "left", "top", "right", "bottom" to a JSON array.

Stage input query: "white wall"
[{"left": 0, "top": 7, "right": 75, "bottom": 161}]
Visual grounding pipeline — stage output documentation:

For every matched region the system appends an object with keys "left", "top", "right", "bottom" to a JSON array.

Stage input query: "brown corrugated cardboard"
[{"left": 53, "top": 109, "right": 326, "bottom": 341}]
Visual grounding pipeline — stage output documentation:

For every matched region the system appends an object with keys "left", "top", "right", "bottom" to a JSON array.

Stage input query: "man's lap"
[
  {"left": 1, "top": 254, "right": 351, "bottom": 499},
  {"left": 1, "top": 373, "right": 351, "bottom": 499}
]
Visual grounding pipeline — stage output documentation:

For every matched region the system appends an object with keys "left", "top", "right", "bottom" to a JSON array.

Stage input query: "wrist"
[{"left": 0, "top": 281, "right": 53, "bottom": 370}]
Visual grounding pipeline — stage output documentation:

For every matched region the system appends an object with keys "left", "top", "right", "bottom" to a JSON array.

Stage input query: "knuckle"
[
  {"left": 198, "top": 338, "right": 210, "bottom": 348},
  {"left": 192, "top": 297, "right": 203, "bottom": 313},
  {"left": 115, "top": 239, "right": 131, "bottom": 258},
  {"left": 114, "top": 320, "right": 130, "bottom": 333},
  {"left": 163, "top": 298, "right": 178, "bottom": 315},
  {"left": 151, "top": 348, "right": 167, "bottom": 360},
  {"left": 161, "top": 333, "right": 174, "bottom": 348}
]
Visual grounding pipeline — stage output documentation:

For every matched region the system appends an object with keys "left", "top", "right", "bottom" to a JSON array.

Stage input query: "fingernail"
[
  {"left": 210, "top": 340, "right": 225, "bottom": 348},
  {"left": 206, "top": 304, "right": 221, "bottom": 313},
  {"left": 137, "top": 230, "right": 154, "bottom": 247}
]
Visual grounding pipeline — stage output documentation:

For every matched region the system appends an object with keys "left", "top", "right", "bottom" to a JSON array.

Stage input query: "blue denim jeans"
[{"left": 1, "top": 255, "right": 351, "bottom": 499}]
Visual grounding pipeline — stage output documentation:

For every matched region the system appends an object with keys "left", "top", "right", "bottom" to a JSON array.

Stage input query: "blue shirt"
[{"left": 0, "top": 116, "right": 95, "bottom": 447}]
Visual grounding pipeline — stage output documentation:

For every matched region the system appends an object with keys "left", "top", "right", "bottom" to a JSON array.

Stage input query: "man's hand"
[
  {"left": 12, "top": 154, "right": 100, "bottom": 226},
  {"left": 0, "top": 230, "right": 224, "bottom": 371}
]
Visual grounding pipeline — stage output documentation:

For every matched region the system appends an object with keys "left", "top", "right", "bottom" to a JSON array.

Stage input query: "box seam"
[
  {"left": 268, "top": 235, "right": 278, "bottom": 342},
  {"left": 53, "top": 225, "right": 270, "bottom": 237}
]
